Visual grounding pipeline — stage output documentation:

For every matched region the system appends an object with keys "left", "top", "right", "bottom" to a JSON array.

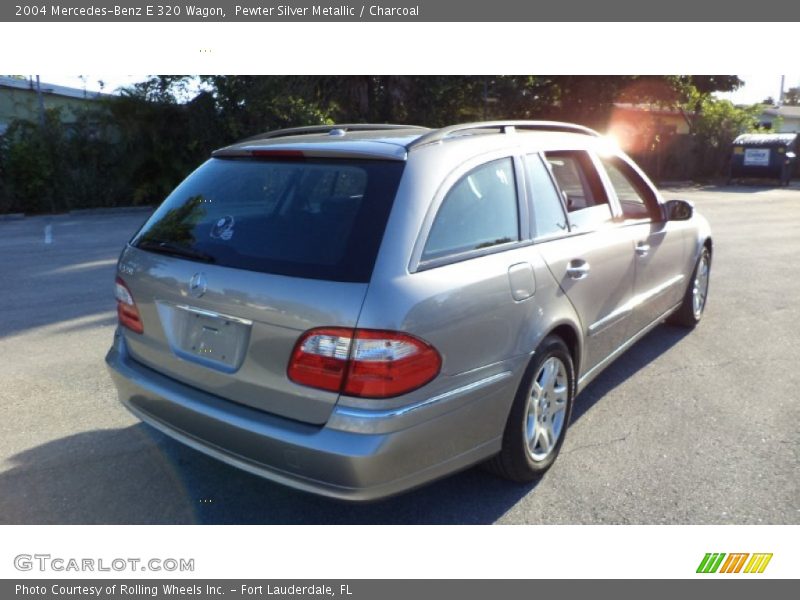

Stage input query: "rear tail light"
[
  {"left": 288, "top": 328, "right": 441, "bottom": 398},
  {"left": 114, "top": 277, "right": 144, "bottom": 334}
]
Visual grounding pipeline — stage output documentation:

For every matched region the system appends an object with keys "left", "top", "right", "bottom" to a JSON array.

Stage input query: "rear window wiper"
[{"left": 136, "top": 239, "right": 216, "bottom": 263}]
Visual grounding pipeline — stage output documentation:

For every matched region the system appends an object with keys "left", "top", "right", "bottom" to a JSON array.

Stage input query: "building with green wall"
[{"left": 0, "top": 76, "right": 108, "bottom": 134}]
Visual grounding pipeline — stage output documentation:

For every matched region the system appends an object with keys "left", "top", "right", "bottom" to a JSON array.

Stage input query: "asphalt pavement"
[{"left": 0, "top": 186, "right": 798, "bottom": 524}]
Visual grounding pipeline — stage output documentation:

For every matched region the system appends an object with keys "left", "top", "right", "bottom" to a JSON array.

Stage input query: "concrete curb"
[
  {"left": 0, "top": 206, "right": 154, "bottom": 220},
  {"left": 68, "top": 206, "right": 154, "bottom": 216}
]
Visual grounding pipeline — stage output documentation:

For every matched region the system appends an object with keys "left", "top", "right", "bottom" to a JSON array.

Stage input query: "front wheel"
[
  {"left": 487, "top": 336, "right": 575, "bottom": 482},
  {"left": 669, "top": 246, "right": 711, "bottom": 327}
]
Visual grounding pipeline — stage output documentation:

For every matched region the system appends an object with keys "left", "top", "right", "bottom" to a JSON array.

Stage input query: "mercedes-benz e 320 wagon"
[{"left": 106, "top": 121, "right": 712, "bottom": 500}]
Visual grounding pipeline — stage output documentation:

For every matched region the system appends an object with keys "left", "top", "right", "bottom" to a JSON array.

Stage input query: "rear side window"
[
  {"left": 132, "top": 157, "right": 404, "bottom": 282},
  {"left": 422, "top": 158, "right": 519, "bottom": 261},
  {"left": 545, "top": 150, "right": 612, "bottom": 230}
]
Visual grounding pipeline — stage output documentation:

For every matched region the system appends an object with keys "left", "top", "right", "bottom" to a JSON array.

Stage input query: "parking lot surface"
[{"left": 1, "top": 185, "right": 798, "bottom": 524}]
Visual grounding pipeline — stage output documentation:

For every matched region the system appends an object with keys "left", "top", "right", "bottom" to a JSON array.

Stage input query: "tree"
[
  {"left": 0, "top": 75, "right": 758, "bottom": 214},
  {"left": 686, "top": 94, "right": 763, "bottom": 176},
  {"left": 783, "top": 86, "right": 800, "bottom": 106}
]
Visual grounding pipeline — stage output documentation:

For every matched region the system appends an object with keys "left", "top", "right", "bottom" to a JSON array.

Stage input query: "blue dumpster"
[{"left": 729, "top": 133, "right": 797, "bottom": 186}]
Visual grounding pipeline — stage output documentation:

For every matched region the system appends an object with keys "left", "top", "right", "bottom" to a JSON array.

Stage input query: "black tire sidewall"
[{"left": 688, "top": 247, "right": 711, "bottom": 323}]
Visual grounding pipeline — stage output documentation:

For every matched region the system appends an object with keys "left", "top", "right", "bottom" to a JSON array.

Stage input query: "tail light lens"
[
  {"left": 114, "top": 277, "right": 144, "bottom": 334},
  {"left": 288, "top": 328, "right": 441, "bottom": 398}
]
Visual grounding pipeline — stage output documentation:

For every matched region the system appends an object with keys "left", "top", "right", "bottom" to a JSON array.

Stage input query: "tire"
[
  {"left": 668, "top": 246, "right": 711, "bottom": 328},
  {"left": 487, "top": 336, "right": 575, "bottom": 482}
]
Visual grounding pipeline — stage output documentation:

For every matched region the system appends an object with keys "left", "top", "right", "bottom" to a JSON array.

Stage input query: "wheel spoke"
[
  {"left": 529, "top": 425, "right": 541, "bottom": 453},
  {"left": 539, "top": 426, "right": 552, "bottom": 452},
  {"left": 537, "top": 363, "right": 550, "bottom": 393},
  {"left": 546, "top": 359, "right": 558, "bottom": 393},
  {"left": 526, "top": 415, "right": 536, "bottom": 445}
]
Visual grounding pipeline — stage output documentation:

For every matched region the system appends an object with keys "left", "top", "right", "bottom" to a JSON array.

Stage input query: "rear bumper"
[{"left": 105, "top": 333, "right": 518, "bottom": 501}]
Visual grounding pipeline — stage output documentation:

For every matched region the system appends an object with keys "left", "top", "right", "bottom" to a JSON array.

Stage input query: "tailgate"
[{"left": 119, "top": 246, "right": 367, "bottom": 425}]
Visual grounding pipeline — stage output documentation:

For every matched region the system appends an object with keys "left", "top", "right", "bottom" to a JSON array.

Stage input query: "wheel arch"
[{"left": 545, "top": 321, "right": 582, "bottom": 381}]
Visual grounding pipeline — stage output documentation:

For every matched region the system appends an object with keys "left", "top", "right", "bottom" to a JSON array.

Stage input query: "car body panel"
[{"left": 535, "top": 227, "right": 637, "bottom": 374}]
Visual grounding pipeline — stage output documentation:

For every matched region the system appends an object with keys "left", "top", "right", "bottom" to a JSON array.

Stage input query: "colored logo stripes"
[{"left": 696, "top": 553, "right": 773, "bottom": 573}]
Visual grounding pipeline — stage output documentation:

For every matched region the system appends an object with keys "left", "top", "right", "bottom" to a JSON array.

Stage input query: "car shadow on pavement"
[
  {"left": 1, "top": 324, "right": 690, "bottom": 525},
  {"left": 571, "top": 323, "right": 691, "bottom": 423}
]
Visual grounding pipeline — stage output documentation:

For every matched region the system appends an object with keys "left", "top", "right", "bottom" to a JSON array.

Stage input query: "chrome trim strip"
[
  {"left": 588, "top": 308, "right": 631, "bottom": 336},
  {"left": 171, "top": 303, "right": 253, "bottom": 326},
  {"left": 334, "top": 371, "right": 514, "bottom": 420},
  {"left": 645, "top": 273, "right": 685, "bottom": 301},
  {"left": 587, "top": 274, "right": 684, "bottom": 337}
]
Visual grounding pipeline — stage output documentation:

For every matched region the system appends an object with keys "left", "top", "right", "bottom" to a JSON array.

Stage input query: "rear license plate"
[
  {"left": 157, "top": 302, "right": 252, "bottom": 372},
  {"left": 183, "top": 312, "right": 242, "bottom": 365}
]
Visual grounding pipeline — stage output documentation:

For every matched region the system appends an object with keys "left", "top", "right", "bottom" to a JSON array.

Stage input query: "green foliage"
[
  {"left": 199, "top": 76, "right": 333, "bottom": 139},
  {"left": 685, "top": 93, "right": 763, "bottom": 176},
  {"left": 0, "top": 75, "right": 757, "bottom": 213},
  {"left": 689, "top": 96, "right": 762, "bottom": 144},
  {"left": 0, "top": 115, "right": 61, "bottom": 213},
  {"left": 0, "top": 108, "right": 126, "bottom": 213}
]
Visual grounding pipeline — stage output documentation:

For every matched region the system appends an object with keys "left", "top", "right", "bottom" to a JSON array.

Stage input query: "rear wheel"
[
  {"left": 487, "top": 336, "right": 575, "bottom": 482},
  {"left": 669, "top": 247, "right": 711, "bottom": 328}
]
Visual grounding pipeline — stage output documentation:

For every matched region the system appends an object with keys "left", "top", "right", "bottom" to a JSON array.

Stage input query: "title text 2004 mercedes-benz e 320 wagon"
[{"left": 106, "top": 121, "right": 712, "bottom": 500}]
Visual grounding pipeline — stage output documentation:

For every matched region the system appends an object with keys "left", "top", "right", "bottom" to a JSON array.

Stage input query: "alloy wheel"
[{"left": 525, "top": 357, "right": 569, "bottom": 461}]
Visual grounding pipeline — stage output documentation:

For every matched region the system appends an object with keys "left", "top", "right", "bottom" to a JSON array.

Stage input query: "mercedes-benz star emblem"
[{"left": 188, "top": 272, "right": 207, "bottom": 298}]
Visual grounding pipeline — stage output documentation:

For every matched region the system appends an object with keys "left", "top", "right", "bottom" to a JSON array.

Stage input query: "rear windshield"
[{"left": 131, "top": 157, "right": 404, "bottom": 282}]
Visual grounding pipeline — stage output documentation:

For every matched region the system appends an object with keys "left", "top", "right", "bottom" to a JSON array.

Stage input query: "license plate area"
[{"left": 156, "top": 302, "right": 252, "bottom": 373}]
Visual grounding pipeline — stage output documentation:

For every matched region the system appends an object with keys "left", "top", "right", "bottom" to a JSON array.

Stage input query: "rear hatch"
[{"left": 117, "top": 155, "right": 404, "bottom": 425}]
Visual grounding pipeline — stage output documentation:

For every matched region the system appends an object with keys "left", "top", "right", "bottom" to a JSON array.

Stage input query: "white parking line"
[{"left": 44, "top": 225, "right": 52, "bottom": 244}]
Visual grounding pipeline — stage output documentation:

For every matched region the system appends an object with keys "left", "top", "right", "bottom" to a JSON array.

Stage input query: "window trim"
[
  {"left": 543, "top": 149, "right": 616, "bottom": 232},
  {"left": 523, "top": 152, "right": 572, "bottom": 242},
  {"left": 596, "top": 153, "right": 662, "bottom": 223},
  {"left": 409, "top": 153, "right": 530, "bottom": 273}
]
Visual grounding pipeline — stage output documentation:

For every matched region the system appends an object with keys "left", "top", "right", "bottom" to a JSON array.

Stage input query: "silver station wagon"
[{"left": 106, "top": 121, "right": 712, "bottom": 500}]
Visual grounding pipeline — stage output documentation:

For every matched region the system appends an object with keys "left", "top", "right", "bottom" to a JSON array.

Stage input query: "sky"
[
  {"left": 27, "top": 74, "right": 800, "bottom": 105},
  {"left": 716, "top": 74, "right": 800, "bottom": 104}
]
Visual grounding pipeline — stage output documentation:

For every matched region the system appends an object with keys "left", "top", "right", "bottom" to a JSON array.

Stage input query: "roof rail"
[
  {"left": 407, "top": 120, "right": 602, "bottom": 150},
  {"left": 244, "top": 123, "right": 429, "bottom": 142}
]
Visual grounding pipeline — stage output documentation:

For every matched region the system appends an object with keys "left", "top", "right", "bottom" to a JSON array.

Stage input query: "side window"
[
  {"left": 600, "top": 157, "right": 657, "bottom": 220},
  {"left": 544, "top": 150, "right": 612, "bottom": 230},
  {"left": 525, "top": 154, "right": 568, "bottom": 239},
  {"left": 422, "top": 158, "right": 519, "bottom": 261}
]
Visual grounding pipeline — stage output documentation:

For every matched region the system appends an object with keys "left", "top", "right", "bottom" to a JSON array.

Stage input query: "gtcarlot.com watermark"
[{"left": 14, "top": 554, "right": 195, "bottom": 573}]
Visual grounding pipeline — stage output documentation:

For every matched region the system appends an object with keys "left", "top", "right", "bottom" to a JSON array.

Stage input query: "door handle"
[
  {"left": 566, "top": 259, "right": 591, "bottom": 280},
  {"left": 635, "top": 242, "right": 651, "bottom": 257}
]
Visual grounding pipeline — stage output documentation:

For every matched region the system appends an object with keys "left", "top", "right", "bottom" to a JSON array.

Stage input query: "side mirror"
[{"left": 664, "top": 199, "right": 694, "bottom": 221}]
